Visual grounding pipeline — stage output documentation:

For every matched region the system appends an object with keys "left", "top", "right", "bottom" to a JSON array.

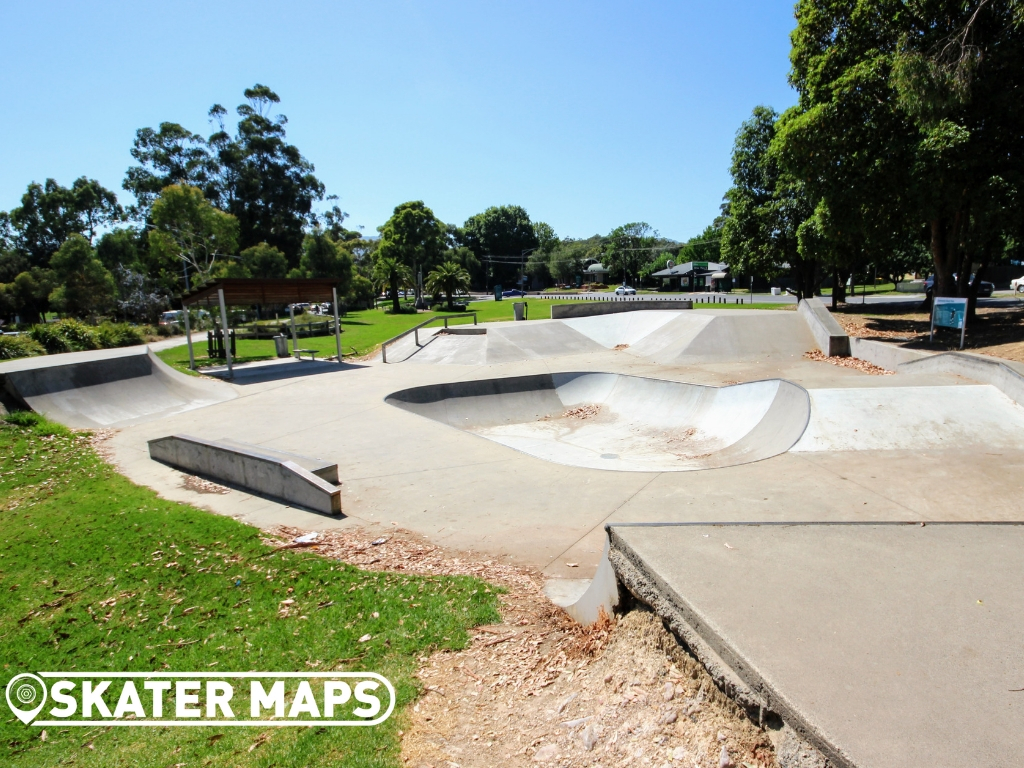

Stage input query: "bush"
[
  {"left": 95, "top": 322, "right": 144, "bottom": 348},
  {"left": 29, "top": 319, "right": 99, "bottom": 354},
  {"left": 0, "top": 334, "right": 46, "bottom": 360}
]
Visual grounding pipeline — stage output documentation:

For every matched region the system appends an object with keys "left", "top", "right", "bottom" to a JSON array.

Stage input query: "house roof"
[{"left": 650, "top": 261, "right": 728, "bottom": 278}]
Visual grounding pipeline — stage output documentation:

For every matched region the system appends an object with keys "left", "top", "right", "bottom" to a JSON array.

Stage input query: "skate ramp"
[
  {"left": 0, "top": 347, "right": 236, "bottom": 428},
  {"left": 394, "top": 310, "right": 815, "bottom": 366},
  {"left": 386, "top": 372, "right": 810, "bottom": 471},
  {"left": 792, "top": 384, "right": 1024, "bottom": 452}
]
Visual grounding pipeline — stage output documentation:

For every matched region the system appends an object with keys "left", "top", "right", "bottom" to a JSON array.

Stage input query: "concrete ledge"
[
  {"left": 148, "top": 434, "right": 342, "bottom": 515},
  {"left": 899, "top": 351, "right": 1024, "bottom": 403},
  {"left": 848, "top": 338, "right": 931, "bottom": 371},
  {"left": 435, "top": 327, "right": 487, "bottom": 336},
  {"left": 798, "top": 298, "right": 850, "bottom": 357},
  {"left": 551, "top": 300, "right": 693, "bottom": 319}
]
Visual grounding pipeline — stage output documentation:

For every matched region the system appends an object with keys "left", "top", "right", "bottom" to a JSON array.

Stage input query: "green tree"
[
  {"left": 48, "top": 234, "right": 117, "bottom": 318},
  {"left": 425, "top": 261, "right": 472, "bottom": 309},
  {"left": 721, "top": 107, "right": 818, "bottom": 300},
  {"left": 377, "top": 201, "right": 447, "bottom": 302},
  {"left": 459, "top": 205, "right": 539, "bottom": 289},
  {"left": 239, "top": 242, "right": 288, "bottom": 279},
  {"left": 784, "top": 0, "right": 1024, "bottom": 303},
  {"left": 148, "top": 185, "right": 239, "bottom": 291},
  {"left": 347, "top": 274, "right": 376, "bottom": 308},
  {"left": 123, "top": 123, "right": 219, "bottom": 218},
  {"left": 8, "top": 178, "right": 123, "bottom": 268},
  {"left": 208, "top": 85, "right": 325, "bottom": 264},
  {"left": 0, "top": 269, "right": 54, "bottom": 324},
  {"left": 372, "top": 256, "right": 413, "bottom": 314},
  {"left": 290, "top": 230, "right": 353, "bottom": 295},
  {"left": 605, "top": 222, "right": 658, "bottom": 286}
]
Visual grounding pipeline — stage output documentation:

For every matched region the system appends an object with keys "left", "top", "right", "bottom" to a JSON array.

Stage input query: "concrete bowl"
[{"left": 386, "top": 372, "right": 810, "bottom": 472}]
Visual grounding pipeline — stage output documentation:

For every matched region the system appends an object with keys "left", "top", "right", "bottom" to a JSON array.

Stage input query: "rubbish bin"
[
  {"left": 513, "top": 302, "right": 528, "bottom": 321},
  {"left": 273, "top": 334, "right": 290, "bottom": 358},
  {"left": 770, "top": 287, "right": 782, "bottom": 296}
]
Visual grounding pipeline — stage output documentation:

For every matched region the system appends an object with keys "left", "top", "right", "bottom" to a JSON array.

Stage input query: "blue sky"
[{"left": 0, "top": 1, "right": 798, "bottom": 242}]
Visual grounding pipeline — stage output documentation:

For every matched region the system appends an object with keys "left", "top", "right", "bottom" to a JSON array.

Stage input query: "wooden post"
[
  {"left": 333, "top": 287, "right": 342, "bottom": 362},
  {"left": 183, "top": 306, "right": 195, "bottom": 370},
  {"left": 217, "top": 288, "right": 232, "bottom": 377}
]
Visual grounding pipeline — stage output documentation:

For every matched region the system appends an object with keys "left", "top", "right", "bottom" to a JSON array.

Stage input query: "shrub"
[
  {"left": 29, "top": 319, "right": 99, "bottom": 354},
  {"left": 95, "top": 322, "right": 144, "bottom": 348},
  {"left": 0, "top": 334, "right": 46, "bottom": 360}
]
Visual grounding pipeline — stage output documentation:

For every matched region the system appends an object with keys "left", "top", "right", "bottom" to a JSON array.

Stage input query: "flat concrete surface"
[{"left": 609, "top": 522, "right": 1024, "bottom": 768}]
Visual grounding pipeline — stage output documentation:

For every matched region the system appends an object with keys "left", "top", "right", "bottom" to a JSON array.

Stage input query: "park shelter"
[
  {"left": 650, "top": 261, "right": 729, "bottom": 291},
  {"left": 180, "top": 278, "right": 343, "bottom": 377}
]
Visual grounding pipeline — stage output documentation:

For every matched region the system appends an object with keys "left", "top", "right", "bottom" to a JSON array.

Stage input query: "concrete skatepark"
[{"left": 3, "top": 301, "right": 1023, "bottom": 767}]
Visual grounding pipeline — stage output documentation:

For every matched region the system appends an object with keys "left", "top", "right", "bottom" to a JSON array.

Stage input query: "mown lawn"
[{"left": 0, "top": 412, "right": 500, "bottom": 767}]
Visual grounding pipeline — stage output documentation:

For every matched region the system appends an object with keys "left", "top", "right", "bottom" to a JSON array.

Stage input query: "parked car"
[
  {"left": 923, "top": 275, "right": 994, "bottom": 297},
  {"left": 614, "top": 285, "right": 637, "bottom": 295},
  {"left": 159, "top": 310, "right": 184, "bottom": 326},
  {"left": 501, "top": 289, "right": 527, "bottom": 298},
  {"left": 1011, "top": 275, "right": 1024, "bottom": 293}
]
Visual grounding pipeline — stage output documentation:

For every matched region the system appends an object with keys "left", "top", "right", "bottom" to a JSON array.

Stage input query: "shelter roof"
[{"left": 181, "top": 278, "right": 340, "bottom": 307}]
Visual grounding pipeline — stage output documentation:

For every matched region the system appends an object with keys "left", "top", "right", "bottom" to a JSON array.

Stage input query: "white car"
[
  {"left": 1011, "top": 276, "right": 1024, "bottom": 293},
  {"left": 615, "top": 285, "right": 637, "bottom": 295}
]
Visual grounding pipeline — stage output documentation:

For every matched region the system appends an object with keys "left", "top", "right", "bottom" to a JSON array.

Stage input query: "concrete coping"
[
  {"left": 797, "top": 297, "right": 851, "bottom": 357},
  {"left": 148, "top": 434, "right": 342, "bottom": 515},
  {"left": 551, "top": 300, "right": 694, "bottom": 319}
]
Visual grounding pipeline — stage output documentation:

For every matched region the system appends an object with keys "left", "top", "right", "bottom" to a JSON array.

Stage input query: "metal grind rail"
[{"left": 380, "top": 313, "right": 478, "bottom": 363}]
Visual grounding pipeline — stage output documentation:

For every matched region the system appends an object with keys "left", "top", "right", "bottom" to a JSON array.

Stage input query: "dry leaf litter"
[
  {"left": 803, "top": 350, "right": 893, "bottom": 376},
  {"left": 263, "top": 525, "right": 779, "bottom": 768}
]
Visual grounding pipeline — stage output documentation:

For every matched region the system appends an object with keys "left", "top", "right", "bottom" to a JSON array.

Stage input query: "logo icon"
[{"left": 5, "top": 673, "right": 48, "bottom": 725}]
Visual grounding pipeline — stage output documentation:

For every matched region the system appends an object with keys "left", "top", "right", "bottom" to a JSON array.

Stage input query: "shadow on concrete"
[{"left": 202, "top": 357, "right": 368, "bottom": 384}]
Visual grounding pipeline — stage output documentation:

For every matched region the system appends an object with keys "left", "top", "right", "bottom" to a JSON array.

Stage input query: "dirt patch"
[
  {"left": 562, "top": 405, "right": 603, "bottom": 420},
  {"left": 613, "top": 344, "right": 630, "bottom": 351},
  {"left": 182, "top": 475, "right": 230, "bottom": 494},
  {"left": 803, "top": 350, "right": 894, "bottom": 376},
  {"left": 833, "top": 306, "right": 1024, "bottom": 363},
  {"left": 263, "top": 525, "right": 779, "bottom": 768}
]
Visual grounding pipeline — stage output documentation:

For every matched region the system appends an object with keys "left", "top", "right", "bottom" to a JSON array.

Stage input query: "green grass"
[
  {"left": 820, "top": 282, "right": 901, "bottom": 296},
  {"left": 0, "top": 412, "right": 501, "bottom": 767}
]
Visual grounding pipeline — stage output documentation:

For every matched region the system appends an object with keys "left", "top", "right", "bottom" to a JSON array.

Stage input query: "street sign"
[{"left": 930, "top": 297, "right": 967, "bottom": 349}]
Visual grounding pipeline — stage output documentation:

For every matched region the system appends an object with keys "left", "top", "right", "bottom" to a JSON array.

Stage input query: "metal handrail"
[{"left": 380, "top": 312, "right": 478, "bottom": 363}]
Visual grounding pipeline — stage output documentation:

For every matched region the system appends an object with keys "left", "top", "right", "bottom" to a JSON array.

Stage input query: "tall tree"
[
  {"left": 372, "top": 256, "right": 413, "bottom": 314},
  {"left": 208, "top": 85, "right": 325, "bottom": 264},
  {"left": 721, "top": 107, "right": 818, "bottom": 300},
  {"left": 8, "top": 178, "right": 123, "bottom": 268},
  {"left": 605, "top": 222, "right": 658, "bottom": 286},
  {"left": 290, "top": 230, "right": 353, "bottom": 295},
  {"left": 376, "top": 201, "right": 447, "bottom": 301},
  {"left": 148, "top": 185, "right": 239, "bottom": 291},
  {"left": 123, "top": 123, "right": 219, "bottom": 219},
  {"left": 48, "top": 234, "right": 117, "bottom": 318},
  {"left": 459, "top": 205, "right": 539, "bottom": 288}
]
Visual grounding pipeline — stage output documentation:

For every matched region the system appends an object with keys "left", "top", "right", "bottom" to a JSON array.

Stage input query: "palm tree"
[
  {"left": 425, "top": 261, "right": 472, "bottom": 310},
  {"left": 372, "top": 257, "right": 413, "bottom": 314}
]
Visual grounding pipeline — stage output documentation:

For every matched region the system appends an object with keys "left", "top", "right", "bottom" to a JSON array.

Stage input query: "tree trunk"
[
  {"left": 929, "top": 211, "right": 963, "bottom": 299},
  {"left": 390, "top": 279, "right": 400, "bottom": 314}
]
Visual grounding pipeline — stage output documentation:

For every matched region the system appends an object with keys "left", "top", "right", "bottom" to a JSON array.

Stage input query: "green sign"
[{"left": 693, "top": 262, "right": 708, "bottom": 270}]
